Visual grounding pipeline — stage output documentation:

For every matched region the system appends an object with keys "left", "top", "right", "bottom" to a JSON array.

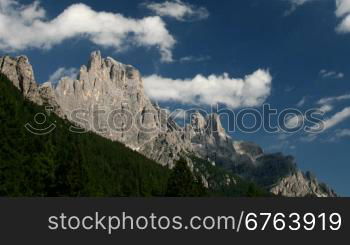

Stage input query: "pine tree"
[{"left": 166, "top": 158, "right": 206, "bottom": 197}]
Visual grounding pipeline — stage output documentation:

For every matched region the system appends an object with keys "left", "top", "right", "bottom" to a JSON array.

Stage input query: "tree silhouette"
[{"left": 166, "top": 158, "right": 206, "bottom": 197}]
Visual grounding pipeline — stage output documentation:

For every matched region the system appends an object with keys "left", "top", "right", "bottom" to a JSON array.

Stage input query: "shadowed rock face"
[{"left": 0, "top": 51, "right": 337, "bottom": 197}]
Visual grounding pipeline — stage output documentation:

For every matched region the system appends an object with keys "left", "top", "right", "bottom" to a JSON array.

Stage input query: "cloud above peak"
[
  {"left": 0, "top": 0, "right": 175, "bottom": 62},
  {"left": 144, "top": 0, "right": 209, "bottom": 21},
  {"left": 143, "top": 69, "right": 272, "bottom": 108},
  {"left": 48, "top": 67, "right": 78, "bottom": 85}
]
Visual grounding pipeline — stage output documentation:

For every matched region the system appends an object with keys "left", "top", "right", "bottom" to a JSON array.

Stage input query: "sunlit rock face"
[
  {"left": 54, "top": 51, "right": 158, "bottom": 147},
  {"left": 0, "top": 55, "right": 41, "bottom": 104}
]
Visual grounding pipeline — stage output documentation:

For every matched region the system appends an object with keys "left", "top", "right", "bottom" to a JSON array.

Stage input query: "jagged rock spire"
[
  {"left": 190, "top": 111, "right": 206, "bottom": 131},
  {"left": 206, "top": 113, "right": 227, "bottom": 136},
  {"left": 0, "top": 55, "right": 41, "bottom": 104}
]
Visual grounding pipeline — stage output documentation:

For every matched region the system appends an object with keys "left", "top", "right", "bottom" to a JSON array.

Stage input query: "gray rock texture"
[
  {"left": 54, "top": 51, "right": 159, "bottom": 148},
  {"left": 0, "top": 55, "right": 42, "bottom": 104},
  {"left": 270, "top": 171, "right": 337, "bottom": 197}
]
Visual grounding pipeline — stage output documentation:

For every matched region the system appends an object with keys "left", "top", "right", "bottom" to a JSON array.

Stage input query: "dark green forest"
[{"left": 0, "top": 74, "right": 269, "bottom": 197}]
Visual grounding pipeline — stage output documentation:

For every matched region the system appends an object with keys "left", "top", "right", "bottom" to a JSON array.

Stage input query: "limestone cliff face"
[
  {"left": 270, "top": 171, "right": 336, "bottom": 197},
  {"left": 0, "top": 55, "right": 42, "bottom": 104},
  {"left": 0, "top": 55, "right": 62, "bottom": 115},
  {"left": 0, "top": 51, "right": 336, "bottom": 197},
  {"left": 186, "top": 112, "right": 238, "bottom": 167},
  {"left": 52, "top": 51, "right": 193, "bottom": 167},
  {"left": 54, "top": 51, "right": 159, "bottom": 148}
]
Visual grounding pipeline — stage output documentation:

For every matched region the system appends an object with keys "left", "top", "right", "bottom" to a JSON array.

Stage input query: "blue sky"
[{"left": 0, "top": 0, "right": 350, "bottom": 195}]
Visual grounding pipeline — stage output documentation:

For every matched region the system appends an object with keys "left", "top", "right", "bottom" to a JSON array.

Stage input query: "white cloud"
[
  {"left": 335, "top": 0, "right": 350, "bottom": 33},
  {"left": 317, "top": 93, "right": 350, "bottom": 105},
  {"left": 144, "top": 0, "right": 209, "bottom": 21},
  {"left": 320, "top": 69, "right": 344, "bottom": 79},
  {"left": 327, "top": 128, "right": 350, "bottom": 142},
  {"left": 300, "top": 100, "right": 348, "bottom": 139},
  {"left": 335, "top": 128, "right": 350, "bottom": 137},
  {"left": 336, "top": 0, "right": 350, "bottom": 17},
  {"left": 285, "top": 114, "right": 304, "bottom": 129},
  {"left": 286, "top": 103, "right": 333, "bottom": 132},
  {"left": 48, "top": 67, "right": 78, "bottom": 85},
  {"left": 306, "top": 104, "right": 350, "bottom": 133},
  {"left": 0, "top": 0, "right": 175, "bottom": 62},
  {"left": 284, "top": 0, "right": 315, "bottom": 15},
  {"left": 296, "top": 96, "right": 306, "bottom": 107},
  {"left": 179, "top": 55, "right": 211, "bottom": 63},
  {"left": 143, "top": 69, "right": 272, "bottom": 108},
  {"left": 288, "top": 0, "right": 315, "bottom": 6},
  {"left": 321, "top": 106, "right": 350, "bottom": 131},
  {"left": 319, "top": 104, "right": 334, "bottom": 113}
]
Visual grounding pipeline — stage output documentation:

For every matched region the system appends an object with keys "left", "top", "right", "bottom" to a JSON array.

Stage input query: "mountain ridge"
[
  {"left": 0, "top": 51, "right": 337, "bottom": 197},
  {"left": 0, "top": 72, "right": 268, "bottom": 197}
]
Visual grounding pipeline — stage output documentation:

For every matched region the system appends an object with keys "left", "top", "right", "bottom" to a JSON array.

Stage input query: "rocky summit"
[{"left": 0, "top": 51, "right": 336, "bottom": 197}]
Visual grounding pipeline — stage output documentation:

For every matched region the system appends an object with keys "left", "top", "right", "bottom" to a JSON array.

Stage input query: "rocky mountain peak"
[
  {"left": 88, "top": 50, "right": 102, "bottom": 70},
  {"left": 190, "top": 111, "right": 206, "bottom": 131},
  {"left": 206, "top": 113, "right": 227, "bottom": 137},
  {"left": 0, "top": 55, "right": 41, "bottom": 104},
  {"left": 270, "top": 170, "right": 336, "bottom": 197},
  {"left": 86, "top": 51, "right": 141, "bottom": 82}
]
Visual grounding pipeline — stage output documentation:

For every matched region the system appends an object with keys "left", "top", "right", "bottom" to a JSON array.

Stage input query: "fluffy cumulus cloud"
[
  {"left": 0, "top": 0, "right": 175, "bottom": 62},
  {"left": 335, "top": 0, "right": 350, "bottom": 33},
  {"left": 144, "top": 0, "right": 209, "bottom": 21},
  {"left": 48, "top": 67, "right": 78, "bottom": 85},
  {"left": 143, "top": 69, "right": 272, "bottom": 108}
]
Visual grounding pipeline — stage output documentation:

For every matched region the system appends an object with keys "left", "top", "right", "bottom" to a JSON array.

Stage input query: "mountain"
[
  {"left": 0, "top": 72, "right": 270, "bottom": 196},
  {"left": 0, "top": 52, "right": 336, "bottom": 197},
  {"left": 184, "top": 110, "right": 336, "bottom": 197},
  {"left": 0, "top": 72, "right": 170, "bottom": 196}
]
